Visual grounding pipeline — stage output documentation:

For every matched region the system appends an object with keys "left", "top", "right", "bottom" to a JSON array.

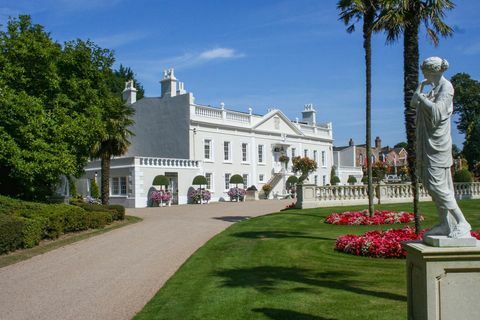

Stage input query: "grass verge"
[
  {"left": 0, "top": 215, "right": 142, "bottom": 269},
  {"left": 134, "top": 200, "right": 479, "bottom": 320}
]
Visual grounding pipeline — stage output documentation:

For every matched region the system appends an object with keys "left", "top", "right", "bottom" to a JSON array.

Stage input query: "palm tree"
[
  {"left": 338, "top": 0, "right": 378, "bottom": 217},
  {"left": 376, "top": 0, "right": 454, "bottom": 233},
  {"left": 92, "top": 99, "right": 135, "bottom": 205}
]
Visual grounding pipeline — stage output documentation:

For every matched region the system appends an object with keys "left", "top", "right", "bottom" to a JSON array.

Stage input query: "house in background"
[
  {"left": 355, "top": 136, "right": 408, "bottom": 175},
  {"left": 333, "top": 138, "right": 364, "bottom": 185},
  {"left": 78, "top": 69, "right": 335, "bottom": 207}
]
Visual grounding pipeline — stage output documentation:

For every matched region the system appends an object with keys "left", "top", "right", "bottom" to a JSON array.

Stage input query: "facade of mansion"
[{"left": 79, "top": 69, "right": 336, "bottom": 207}]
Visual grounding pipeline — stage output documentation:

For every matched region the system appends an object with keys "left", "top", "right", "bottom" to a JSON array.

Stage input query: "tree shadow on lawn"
[
  {"left": 214, "top": 266, "right": 406, "bottom": 302},
  {"left": 231, "top": 231, "right": 336, "bottom": 241},
  {"left": 213, "top": 216, "right": 251, "bottom": 222},
  {"left": 252, "top": 307, "right": 336, "bottom": 320}
]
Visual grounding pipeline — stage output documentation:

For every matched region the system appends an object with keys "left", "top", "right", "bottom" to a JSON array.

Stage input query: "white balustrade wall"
[
  {"left": 297, "top": 182, "right": 480, "bottom": 209},
  {"left": 138, "top": 157, "right": 201, "bottom": 169}
]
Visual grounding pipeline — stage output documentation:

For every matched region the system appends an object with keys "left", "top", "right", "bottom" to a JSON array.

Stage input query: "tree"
[
  {"left": 376, "top": 0, "right": 455, "bottom": 234},
  {"left": 462, "top": 122, "right": 480, "bottom": 172},
  {"left": 0, "top": 16, "right": 106, "bottom": 200},
  {"left": 292, "top": 157, "right": 318, "bottom": 183},
  {"left": 330, "top": 166, "right": 340, "bottom": 185},
  {"left": 394, "top": 141, "right": 408, "bottom": 149},
  {"left": 451, "top": 73, "right": 480, "bottom": 170},
  {"left": 338, "top": 0, "right": 379, "bottom": 216},
  {"left": 110, "top": 64, "right": 145, "bottom": 99},
  {"left": 91, "top": 94, "right": 135, "bottom": 205}
]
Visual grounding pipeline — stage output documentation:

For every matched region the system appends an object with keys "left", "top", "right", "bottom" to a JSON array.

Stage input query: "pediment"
[{"left": 253, "top": 110, "right": 303, "bottom": 136}]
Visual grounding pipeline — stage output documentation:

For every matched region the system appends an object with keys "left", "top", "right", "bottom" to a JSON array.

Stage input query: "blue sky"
[{"left": 1, "top": 0, "right": 479, "bottom": 148}]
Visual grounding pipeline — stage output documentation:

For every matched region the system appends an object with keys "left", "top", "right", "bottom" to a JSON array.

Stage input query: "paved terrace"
[{"left": 0, "top": 200, "right": 290, "bottom": 320}]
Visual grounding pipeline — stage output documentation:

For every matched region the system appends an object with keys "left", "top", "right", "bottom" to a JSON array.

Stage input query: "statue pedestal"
[{"left": 402, "top": 241, "right": 480, "bottom": 320}]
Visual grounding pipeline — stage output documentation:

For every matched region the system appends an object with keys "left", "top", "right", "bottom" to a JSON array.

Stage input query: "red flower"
[{"left": 325, "top": 210, "right": 421, "bottom": 225}]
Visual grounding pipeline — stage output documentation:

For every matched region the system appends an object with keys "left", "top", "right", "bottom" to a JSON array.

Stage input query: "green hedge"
[
  {"left": 70, "top": 202, "right": 125, "bottom": 221},
  {"left": 20, "top": 216, "right": 47, "bottom": 248},
  {"left": 0, "top": 215, "right": 24, "bottom": 254},
  {"left": 0, "top": 195, "right": 118, "bottom": 254}
]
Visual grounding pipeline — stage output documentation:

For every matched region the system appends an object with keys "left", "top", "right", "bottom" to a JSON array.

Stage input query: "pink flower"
[{"left": 325, "top": 210, "right": 419, "bottom": 225}]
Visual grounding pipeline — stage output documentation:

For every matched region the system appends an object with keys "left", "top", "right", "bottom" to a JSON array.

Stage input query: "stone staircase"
[{"left": 260, "top": 172, "right": 284, "bottom": 199}]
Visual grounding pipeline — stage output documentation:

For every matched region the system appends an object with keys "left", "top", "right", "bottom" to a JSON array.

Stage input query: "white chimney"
[
  {"left": 301, "top": 103, "right": 316, "bottom": 126},
  {"left": 160, "top": 68, "right": 177, "bottom": 98},
  {"left": 122, "top": 80, "right": 137, "bottom": 104},
  {"left": 177, "top": 81, "right": 186, "bottom": 95}
]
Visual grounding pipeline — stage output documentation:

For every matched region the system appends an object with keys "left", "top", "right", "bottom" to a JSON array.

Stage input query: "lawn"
[{"left": 134, "top": 200, "right": 480, "bottom": 320}]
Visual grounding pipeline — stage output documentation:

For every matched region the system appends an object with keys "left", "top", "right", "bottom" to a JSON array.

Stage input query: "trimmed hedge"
[
  {"left": 71, "top": 202, "right": 125, "bottom": 221},
  {"left": 0, "top": 195, "right": 119, "bottom": 254},
  {"left": 0, "top": 215, "right": 24, "bottom": 254}
]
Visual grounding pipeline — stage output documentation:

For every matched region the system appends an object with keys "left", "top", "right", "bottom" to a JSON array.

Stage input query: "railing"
[
  {"left": 193, "top": 104, "right": 251, "bottom": 124},
  {"left": 297, "top": 182, "right": 480, "bottom": 209},
  {"left": 194, "top": 105, "right": 222, "bottom": 119},
  {"left": 225, "top": 110, "right": 250, "bottom": 123},
  {"left": 138, "top": 157, "right": 201, "bottom": 169},
  {"left": 299, "top": 124, "right": 315, "bottom": 134}
]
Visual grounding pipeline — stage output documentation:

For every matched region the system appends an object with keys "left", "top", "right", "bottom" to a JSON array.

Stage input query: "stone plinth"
[
  {"left": 424, "top": 235, "right": 477, "bottom": 247},
  {"left": 402, "top": 241, "right": 480, "bottom": 320}
]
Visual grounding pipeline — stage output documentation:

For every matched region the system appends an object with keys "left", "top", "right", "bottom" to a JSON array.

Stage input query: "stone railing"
[
  {"left": 296, "top": 182, "right": 480, "bottom": 209},
  {"left": 193, "top": 104, "right": 251, "bottom": 124},
  {"left": 137, "top": 157, "right": 201, "bottom": 169},
  {"left": 194, "top": 105, "right": 223, "bottom": 119}
]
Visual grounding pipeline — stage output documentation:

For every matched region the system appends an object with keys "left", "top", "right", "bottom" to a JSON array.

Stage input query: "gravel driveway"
[{"left": 0, "top": 200, "right": 290, "bottom": 320}]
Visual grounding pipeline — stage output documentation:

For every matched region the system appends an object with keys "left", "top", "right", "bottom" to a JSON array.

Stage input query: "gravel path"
[{"left": 0, "top": 200, "right": 290, "bottom": 320}]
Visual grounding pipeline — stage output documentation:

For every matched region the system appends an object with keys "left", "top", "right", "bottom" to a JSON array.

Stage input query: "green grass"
[
  {"left": 135, "top": 200, "right": 480, "bottom": 320},
  {"left": 0, "top": 215, "right": 142, "bottom": 269}
]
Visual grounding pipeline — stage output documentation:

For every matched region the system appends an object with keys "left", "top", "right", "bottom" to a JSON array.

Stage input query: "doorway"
[{"left": 165, "top": 172, "right": 178, "bottom": 205}]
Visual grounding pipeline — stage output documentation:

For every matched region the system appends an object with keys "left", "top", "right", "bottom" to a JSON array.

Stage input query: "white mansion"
[{"left": 80, "top": 69, "right": 351, "bottom": 207}]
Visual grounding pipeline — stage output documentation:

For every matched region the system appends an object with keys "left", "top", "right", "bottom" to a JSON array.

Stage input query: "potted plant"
[
  {"left": 262, "top": 184, "right": 273, "bottom": 199},
  {"left": 279, "top": 154, "right": 290, "bottom": 169},
  {"left": 192, "top": 175, "right": 208, "bottom": 204},
  {"left": 347, "top": 175, "right": 357, "bottom": 185},
  {"left": 229, "top": 174, "right": 245, "bottom": 201}
]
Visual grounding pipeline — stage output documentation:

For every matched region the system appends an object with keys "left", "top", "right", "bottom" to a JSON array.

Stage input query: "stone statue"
[{"left": 411, "top": 56, "right": 472, "bottom": 239}]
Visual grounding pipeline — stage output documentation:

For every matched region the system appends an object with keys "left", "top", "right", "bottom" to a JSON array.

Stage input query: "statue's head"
[{"left": 421, "top": 57, "right": 449, "bottom": 74}]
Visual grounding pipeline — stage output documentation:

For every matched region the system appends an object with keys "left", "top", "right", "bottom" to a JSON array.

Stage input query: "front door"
[{"left": 165, "top": 172, "right": 178, "bottom": 205}]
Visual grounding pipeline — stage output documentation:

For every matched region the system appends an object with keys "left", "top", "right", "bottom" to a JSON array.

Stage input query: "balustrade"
[
  {"left": 138, "top": 157, "right": 200, "bottom": 168},
  {"left": 297, "top": 182, "right": 480, "bottom": 209}
]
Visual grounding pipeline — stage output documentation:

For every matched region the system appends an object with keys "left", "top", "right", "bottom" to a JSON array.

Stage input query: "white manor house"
[{"left": 79, "top": 69, "right": 357, "bottom": 208}]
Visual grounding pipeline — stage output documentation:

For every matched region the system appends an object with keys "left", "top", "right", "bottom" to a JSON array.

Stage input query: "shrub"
[
  {"left": 347, "top": 175, "right": 357, "bottom": 184},
  {"left": 229, "top": 174, "right": 244, "bottom": 185},
  {"left": 67, "top": 175, "right": 77, "bottom": 197},
  {"left": 330, "top": 175, "right": 340, "bottom": 185},
  {"left": 90, "top": 180, "right": 100, "bottom": 199},
  {"left": 192, "top": 175, "right": 208, "bottom": 186},
  {"left": 153, "top": 175, "right": 169, "bottom": 186},
  {"left": 88, "top": 211, "right": 112, "bottom": 229},
  {"left": 107, "top": 204, "right": 125, "bottom": 220},
  {"left": 63, "top": 207, "right": 90, "bottom": 232},
  {"left": 0, "top": 215, "right": 24, "bottom": 254},
  {"left": 453, "top": 168, "right": 473, "bottom": 182},
  {"left": 20, "top": 216, "right": 47, "bottom": 248},
  {"left": 262, "top": 184, "right": 273, "bottom": 198}
]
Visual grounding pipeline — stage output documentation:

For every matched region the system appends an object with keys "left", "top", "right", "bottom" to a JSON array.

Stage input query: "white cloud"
[{"left": 198, "top": 48, "right": 244, "bottom": 60}]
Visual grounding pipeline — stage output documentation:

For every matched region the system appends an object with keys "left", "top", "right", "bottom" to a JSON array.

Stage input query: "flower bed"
[
  {"left": 325, "top": 209, "right": 418, "bottom": 225},
  {"left": 336, "top": 227, "right": 480, "bottom": 259}
]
